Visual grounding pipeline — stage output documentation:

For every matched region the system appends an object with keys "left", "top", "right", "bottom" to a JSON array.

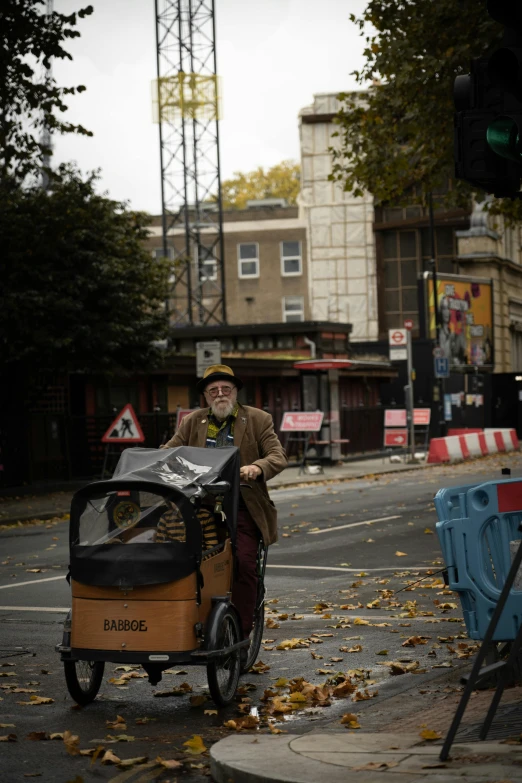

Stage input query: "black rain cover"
[{"left": 69, "top": 446, "right": 240, "bottom": 587}]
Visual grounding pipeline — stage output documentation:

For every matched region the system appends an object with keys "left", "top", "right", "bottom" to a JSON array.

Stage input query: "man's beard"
[{"left": 210, "top": 397, "right": 235, "bottom": 420}]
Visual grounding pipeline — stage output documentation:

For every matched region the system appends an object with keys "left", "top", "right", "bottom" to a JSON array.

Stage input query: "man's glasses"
[{"left": 206, "top": 385, "right": 234, "bottom": 398}]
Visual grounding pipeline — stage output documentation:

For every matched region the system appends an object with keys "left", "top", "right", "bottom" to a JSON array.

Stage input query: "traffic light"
[{"left": 454, "top": 2, "right": 522, "bottom": 197}]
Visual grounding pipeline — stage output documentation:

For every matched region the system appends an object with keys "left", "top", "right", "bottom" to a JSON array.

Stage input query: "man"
[{"left": 161, "top": 364, "right": 287, "bottom": 647}]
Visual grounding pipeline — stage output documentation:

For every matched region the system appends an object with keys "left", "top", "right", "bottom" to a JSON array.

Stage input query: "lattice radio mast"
[{"left": 154, "top": 0, "right": 226, "bottom": 326}]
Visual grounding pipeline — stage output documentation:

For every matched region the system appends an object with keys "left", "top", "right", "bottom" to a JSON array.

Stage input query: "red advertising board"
[
  {"left": 280, "top": 411, "right": 324, "bottom": 432},
  {"left": 413, "top": 408, "right": 431, "bottom": 425},
  {"left": 384, "top": 409, "right": 407, "bottom": 427},
  {"left": 384, "top": 428, "right": 408, "bottom": 447},
  {"left": 176, "top": 408, "right": 196, "bottom": 429}
]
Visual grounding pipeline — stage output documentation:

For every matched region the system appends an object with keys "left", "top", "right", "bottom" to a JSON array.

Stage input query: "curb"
[{"left": 0, "top": 510, "right": 70, "bottom": 527}]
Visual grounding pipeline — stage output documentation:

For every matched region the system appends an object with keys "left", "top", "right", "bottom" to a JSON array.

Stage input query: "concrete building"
[
  {"left": 143, "top": 203, "right": 309, "bottom": 327},
  {"left": 298, "top": 93, "right": 378, "bottom": 341}
]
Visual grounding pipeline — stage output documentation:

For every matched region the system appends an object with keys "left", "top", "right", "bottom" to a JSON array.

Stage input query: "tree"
[
  {"left": 1, "top": 166, "right": 171, "bottom": 374},
  {"left": 0, "top": 0, "right": 93, "bottom": 182},
  {"left": 329, "top": 0, "right": 517, "bottom": 217},
  {"left": 218, "top": 160, "right": 300, "bottom": 209}
]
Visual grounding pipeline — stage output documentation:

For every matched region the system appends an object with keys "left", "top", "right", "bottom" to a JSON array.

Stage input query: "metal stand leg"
[
  {"left": 479, "top": 622, "right": 522, "bottom": 740},
  {"left": 439, "top": 533, "right": 522, "bottom": 761}
]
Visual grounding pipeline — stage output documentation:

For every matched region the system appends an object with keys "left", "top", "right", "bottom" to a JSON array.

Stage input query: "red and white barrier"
[{"left": 427, "top": 428, "right": 519, "bottom": 464}]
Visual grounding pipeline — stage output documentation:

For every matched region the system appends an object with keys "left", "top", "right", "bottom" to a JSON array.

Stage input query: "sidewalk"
[
  {"left": 0, "top": 455, "right": 427, "bottom": 526},
  {"left": 211, "top": 675, "right": 522, "bottom": 783},
  {"left": 210, "top": 731, "right": 522, "bottom": 783}
]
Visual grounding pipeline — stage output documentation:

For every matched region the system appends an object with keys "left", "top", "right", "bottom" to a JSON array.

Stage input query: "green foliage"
[
  {"left": 1, "top": 167, "right": 171, "bottom": 373},
  {"left": 330, "top": 0, "right": 521, "bottom": 219},
  {"left": 218, "top": 160, "right": 300, "bottom": 209},
  {"left": 0, "top": 0, "right": 94, "bottom": 182}
]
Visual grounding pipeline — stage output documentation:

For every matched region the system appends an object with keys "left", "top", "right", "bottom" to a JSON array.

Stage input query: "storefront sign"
[{"left": 280, "top": 412, "right": 324, "bottom": 432}]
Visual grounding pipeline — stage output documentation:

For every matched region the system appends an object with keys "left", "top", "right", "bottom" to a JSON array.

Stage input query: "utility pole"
[{"left": 429, "top": 191, "right": 446, "bottom": 437}]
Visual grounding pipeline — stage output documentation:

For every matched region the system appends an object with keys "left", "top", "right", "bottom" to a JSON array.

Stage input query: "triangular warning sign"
[{"left": 101, "top": 403, "right": 145, "bottom": 443}]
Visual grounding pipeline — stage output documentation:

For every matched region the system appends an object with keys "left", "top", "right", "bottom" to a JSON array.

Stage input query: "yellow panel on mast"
[{"left": 152, "top": 73, "right": 220, "bottom": 123}]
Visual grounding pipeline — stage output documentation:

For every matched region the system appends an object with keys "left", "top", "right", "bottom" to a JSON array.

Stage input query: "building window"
[
  {"left": 283, "top": 296, "right": 305, "bottom": 322},
  {"left": 238, "top": 243, "right": 259, "bottom": 278},
  {"left": 281, "top": 240, "right": 302, "bottom": 276},
  {"left": 153, "top": 246, "right": 174, "bottom": 260},
  {"left": 201, "top": 258, "right": 217, "bottom": 281},
  {"left": 381, "top": 226, "right": 457, "bottom": 330}
]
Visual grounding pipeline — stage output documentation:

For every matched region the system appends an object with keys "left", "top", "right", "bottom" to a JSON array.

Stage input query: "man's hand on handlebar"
[{"left": 240, "top": 464, "right": 262, "bottom": 482}]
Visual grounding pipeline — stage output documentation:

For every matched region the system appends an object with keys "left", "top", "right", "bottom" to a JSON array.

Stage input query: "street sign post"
[
  {"left": 434, "top": 356, "right": 450, "bottom": 379},
  {"left": 384, "top": 428, "right": 408, "bottom": 448},
  {"left": 196, "top": 340, "right": 221, "bottom": 377},
  {"left": 389, "top": 328, "right": 408, "bottom": 362}
]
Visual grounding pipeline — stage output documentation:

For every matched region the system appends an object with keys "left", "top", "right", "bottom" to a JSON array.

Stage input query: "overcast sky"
[{"left": 52, "top": 0, "right": 368, "bottom": 214}]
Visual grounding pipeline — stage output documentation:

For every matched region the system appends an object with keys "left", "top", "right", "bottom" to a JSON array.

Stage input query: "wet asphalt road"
[{"left": 0, "top": 454, "right": 520, "bottom": 783}]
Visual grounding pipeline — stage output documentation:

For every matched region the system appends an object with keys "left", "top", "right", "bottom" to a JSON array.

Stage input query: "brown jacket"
[{"left": 163, "top": 404, "right": 288, "bottom": 545}]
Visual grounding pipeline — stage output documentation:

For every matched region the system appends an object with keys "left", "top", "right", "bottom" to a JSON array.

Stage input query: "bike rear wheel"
[
  {"left": 64, "top": 660, "right": 104, "bottom": 705},
  {"left": 207, "top": 604, "right": 241, "bottom": 706}
]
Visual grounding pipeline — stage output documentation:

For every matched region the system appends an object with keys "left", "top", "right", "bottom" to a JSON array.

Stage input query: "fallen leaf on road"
[
  {"left": 353, "top": 618, "right": 369, "bottom": 626},
  {"left": 49, "top": 733, "right": 63, "bottom": 740},
  {"left": 63, "top": 730, "right": 80, "bottom": 756},
  {"left": 395, "top": 551, "right": 407, "bottom": 557},
  {"left": 340, "top": 713, "right": 360, "bottom": 728},
  {"left": 106, "top": 734, "right": 135, "bottom": 742},
  {"left": 135, "top": 717, "right": 156, "bottom": 725},
  {"left": 265, "top": 618, "right": 280, "bottom": 629},
  {"left": 26, "top": 732, "right": 49, "bottom": 741},
  {"left": 0, "top": 724, "right": 15, "bottom": 728},
  {"left": 329, "top": 657, "right": 343, "bottom": 663},
  {"left": 354, "top": 761, "right": 398, "bottom": 770},
  {"left": 106, "top": 715, "right": 126, "bottom": 730},
  {"left": 18, "top": 696, "right": 54, "bottom": 705},
  {"left": 156, "top": 756, "right": 182, "bottom": 769},
  {"left": 250, "top": 660, "right": 270, "bottom": 673},
  {"left": 276, "top": 639, "right": 308, "bottom": 650},
  {"left": 420, "top": 729, "right": 442, "bottom": 741},
  {"left": 183, "top": 735, "right": 207, "bottom": 755},
  {"left": 376, "top": 650, "right": 388, "bottom": 656},
  {"left": 204, "top": 710, "right": 218, "bottom": 715},
  {"left": 101, "top": 750, "right": 121, "bottom": 765},
  {"left": 424, "top": 528, "right": 434, "bottom": 535},
  {"left": 268, "top": 722, "right": 283, "bottom": 734},
  {"left": 0, "top": 734, "right": 17, "bottom": 742},
  {"left": 274, "top": 677, "right": 288, "bottom": 687},
  {"left": 117, "top": 756, "right": 148, "bottom": 768},
  {"left": 402, "top": 636, "right": 429, "bottom": 647}
]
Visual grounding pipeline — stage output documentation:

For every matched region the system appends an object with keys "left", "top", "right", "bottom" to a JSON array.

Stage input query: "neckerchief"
[{"left": 206, "top": 402, "right": 239, "bottom": 448}]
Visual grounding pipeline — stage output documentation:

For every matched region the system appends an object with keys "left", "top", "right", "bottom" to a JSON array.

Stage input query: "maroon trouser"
[{"left": 231, "top": 507, "right": 260, "bottom": 638}]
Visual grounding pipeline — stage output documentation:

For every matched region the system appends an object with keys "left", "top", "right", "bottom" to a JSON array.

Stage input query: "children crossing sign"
[{"left": 101, "top": 404, "right": 145, "bottom": 443}]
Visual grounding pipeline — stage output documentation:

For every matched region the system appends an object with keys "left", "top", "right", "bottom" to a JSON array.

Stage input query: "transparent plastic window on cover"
[{"left": 78, "top": 490, "right": 186, "bottom": 546}]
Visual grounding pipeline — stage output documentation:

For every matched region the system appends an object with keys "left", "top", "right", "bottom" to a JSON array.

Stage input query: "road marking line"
[
  {"left": 307, "top": 515, "right": 401, "bottom": 534},
  {"left": 0, "top": 606, "right": 69, "bottom": 612},
  {"left": 0, "top": 575, "right": 66, "bottom": 590},
  {"left": 267, "top": 564, "right": 426, "bottom": 573}
]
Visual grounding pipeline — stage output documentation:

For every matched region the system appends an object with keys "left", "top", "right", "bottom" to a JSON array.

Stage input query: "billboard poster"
[{"left": 425, "top": 273, "right": 494, "bottom": 368}]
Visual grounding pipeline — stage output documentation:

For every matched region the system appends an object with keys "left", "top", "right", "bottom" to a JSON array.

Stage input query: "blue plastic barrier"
[{"left": 434, "top": 478, "right": 522, "bottom": 641}]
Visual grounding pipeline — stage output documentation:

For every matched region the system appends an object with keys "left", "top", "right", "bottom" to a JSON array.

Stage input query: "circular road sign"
[
  {"left": 391, "top": 330, "right": 405, "bottom": 344},
  {"left": 404, "top": 318, "right": 414, "bottom": 330},
  {"left": 433, "top": 346, "right": 444, "bottom": 358}
]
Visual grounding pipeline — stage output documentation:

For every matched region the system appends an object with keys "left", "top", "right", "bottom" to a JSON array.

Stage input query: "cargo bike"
[{"left": 56, "top": 446, "right": 267, "bottom": 706}]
